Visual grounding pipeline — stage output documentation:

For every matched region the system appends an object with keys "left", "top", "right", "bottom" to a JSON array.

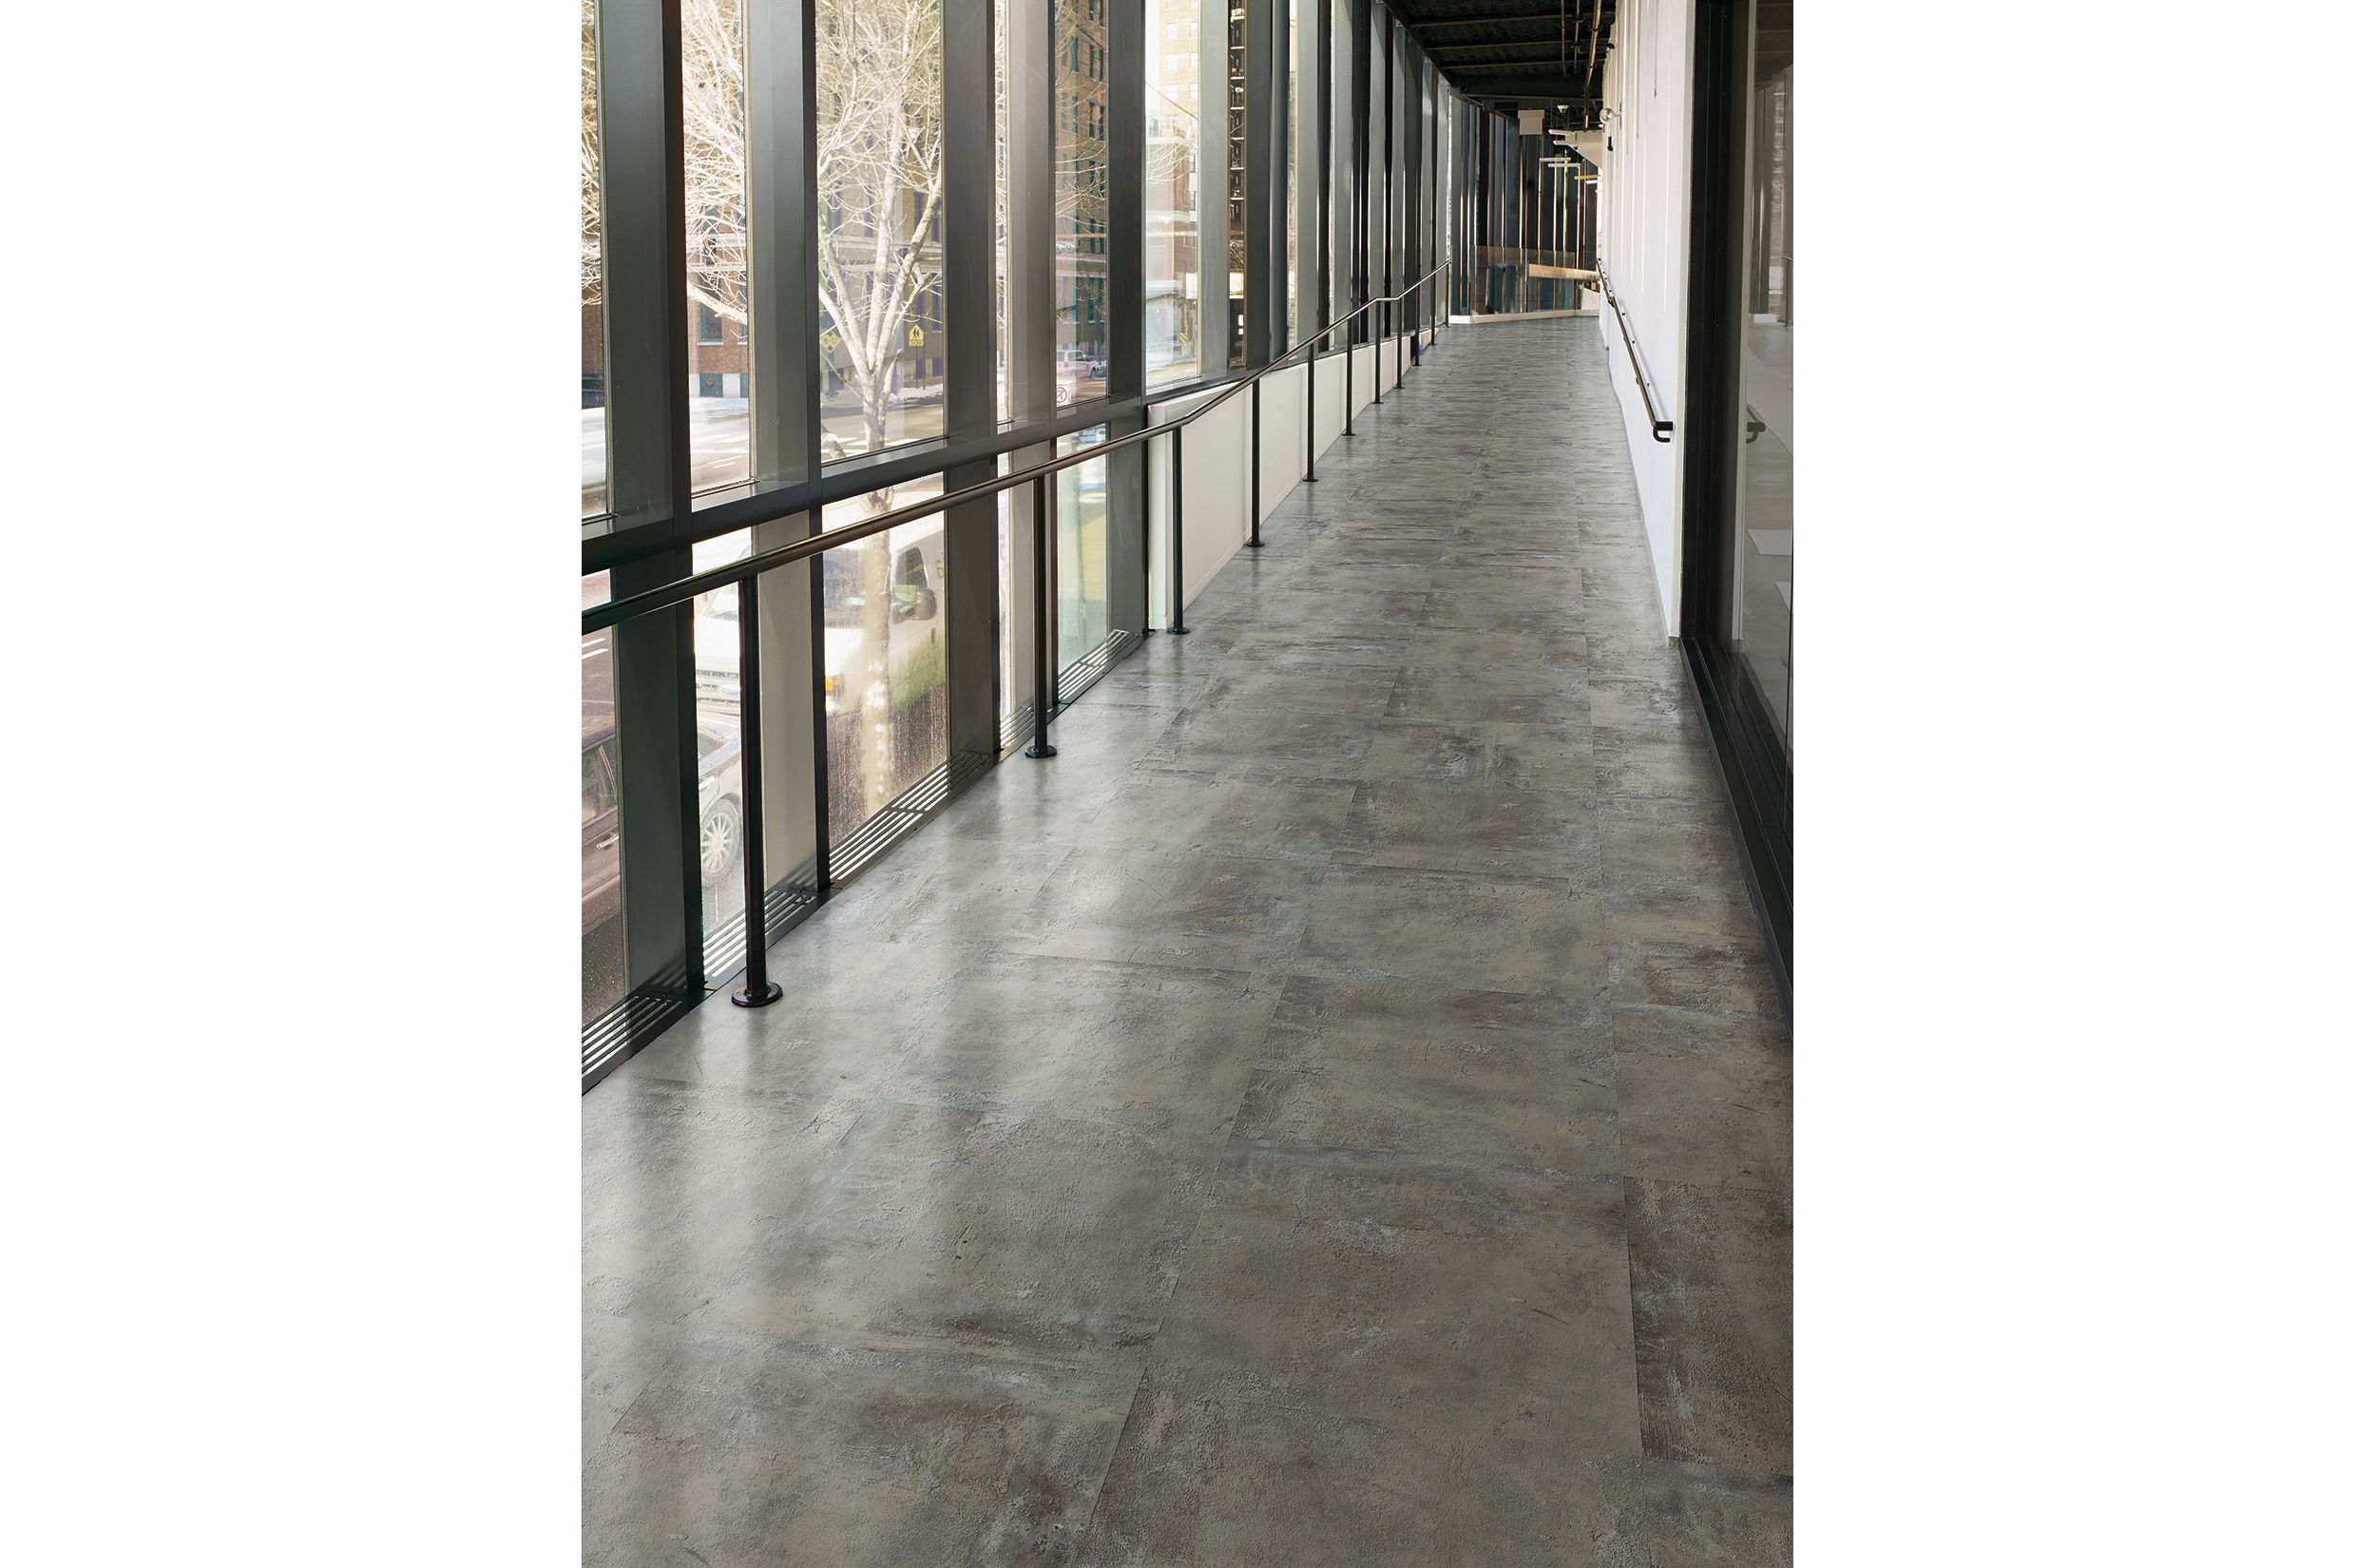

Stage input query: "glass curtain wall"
[
  {"left": 582, "top": 0, "right": 608, "bottom": 518},
  {"left": 1732, "top": 1, "right": 1792, "bottom": 747},
  {"left": 1329, "top": 0, "right": 1354, "bottom": 347},
  {"left": 582, "top": 573, "right": 623, "bottom": 1026},
  {"left": 1058, "top": 0, "right": 1111, "bottom": 402},
  {"left": 817, "top": 0, "right": 948, "bottom": 464},
  {"left": 822, "top": 479, "right": 950, "bottom": 851},
  {"left": 1145, "top": 0, "right": 1201, "bottom": 385},
  {"left": 683, "top": 0, "right": 754, "bottom": 493},
  {"left": 582, "top": 0, "right": 1465, "bottom": 1074}
]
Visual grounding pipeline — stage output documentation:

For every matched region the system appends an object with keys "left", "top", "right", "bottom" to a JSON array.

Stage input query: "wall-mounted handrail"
[
  {"left": 1599, "top": 270, "right": 1674, "bottom": 444},
  {"left": 582, "top": 263, "right": 1447, "bottom": 639}
]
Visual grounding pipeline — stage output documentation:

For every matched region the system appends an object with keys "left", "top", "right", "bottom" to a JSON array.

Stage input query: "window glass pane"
[
  {"left": 582, "top": 0, "right": 609, "bottom": 518},
  {"left": 1055, "top": 425, "right": 1109, "bottom": 671},
  {"left": 1145, "top": 0, "right": 1200, "bottom": 387},
  {"left": 684, "top": 0, "right": 754, "bottom": 495},
  {"left": 995, "top": 0, "right": 1012, "bottom": 422},
  {"left": 582, "top": 572, "right": 626, "bottom": 1025},
  {"left": 1329, "top": 0, "right": 1353, "bottom": 347},
  {"left": 684, "top": 532, "right": 757, "bottom": 982},
  {"left": 818, "top": 0, "right": 947, "bottom": 465},
  {"left": 1732, "top": 0, "right": 1792, "bottom": 751},
  {"left": 1225, "top": 0, "right": 1246, "bottom": 365},
  {"left": 1057, "top": 0, "right": 1109, "bottom": 403},
  {"left": 823, "top": 481, "right": 949, "bottom": 846},
  {"left": 1283, "top": 0, "right": 1302, "bottom": 339}
]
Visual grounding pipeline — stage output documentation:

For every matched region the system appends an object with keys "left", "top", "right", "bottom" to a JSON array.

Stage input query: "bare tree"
[
  {"left": 814, "top": 0, "right": 945, "bottom": 458},
  {"left": 673, "top": 0, "right": 944, "bottom": 824},
  {"left": 681, "top": 0, "right": 750, "bottom": 335}
]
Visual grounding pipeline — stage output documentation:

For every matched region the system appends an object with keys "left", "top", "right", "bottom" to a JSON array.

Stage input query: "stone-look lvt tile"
[
  {"left": 1625, "top": 1178, "right": 1792, "bottom": 1301},
  {"left": 1640, "top": 1462, "right": 1792, "bottom": 1567},
  {"left": 1631, "top": 1287, "right": 1792, "bottom": 1475},
  {"left": 1233, "top": 974, "right": 1617, "bottom": 1176},
  {"left": 883, "top": 951, "right": 1282, "bottom": 1137},
  {"left": 1614, "top": 1006, "right": 1792, "bottom": 1195},
  {"left": 714, "top": 1101, "right": 1215, "bottom": 1366},
  {"left": 1297, "top": 863, "right": 1609, "bottom": 998},
  {"left": 590, "top": 1332, "right": 1140, "bottom": 1568},
  {"left": 1389, "top": 659, "right": 1597, "bottom": 726},
  {"left": 1075, "top": 766, "right": 1358, "bottom": 865},
  {"left": 1022, "top": 848, "right": 1322, "bottom": 973},
  {"left": 1151, "top": 1145, "right": 1640, "bottom": 1451},
  {"left": 1337, "top": 775, "right": 1602, "bottom": 880},
  {"left": 584, "top": 1077, "right": 864, "bottom": 1326},
  {"left": 1141, "top": 702, "right": 1379, "bottom": 781},
  {"left": 1083, "top": 1386, "right": 1650, "bottom": 1568},
  {"left": 1361, "top": 715, "right": 1601, "bottom": 791}
]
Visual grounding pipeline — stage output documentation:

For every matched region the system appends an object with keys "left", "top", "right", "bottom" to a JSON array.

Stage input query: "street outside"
[{"left": 584, "top": 396, "right": 949, "bottom": 515}]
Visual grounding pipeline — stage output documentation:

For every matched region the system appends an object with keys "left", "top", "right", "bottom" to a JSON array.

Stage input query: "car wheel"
[{"left": 699, "top": 797, "right": 741, "bottom": 885}]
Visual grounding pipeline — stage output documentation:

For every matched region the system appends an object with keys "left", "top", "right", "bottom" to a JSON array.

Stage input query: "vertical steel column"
[
  {"left": 1249, "top": 377, "right": 1264, "bottom": 546},
  {"left": 1025, "top": 476, "right": 1057, "bottom": 758},
  {"left": 1168, "top": 427, "right": 1191, "bottom": 634},
  {"left": 1305, "top": 338, "right": 1316, "bottom": 481},
  {"left": 730, "top": 576, "right": 782, "bottom": 1007}
]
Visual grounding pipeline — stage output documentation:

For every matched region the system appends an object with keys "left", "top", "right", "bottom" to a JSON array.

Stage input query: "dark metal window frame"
[
  {"left": 1677, "top": 0, "right": 1792, "bottom": 1003},
  {"left": 582, "top": 0, "right": 1469, "bottom": 1086}
]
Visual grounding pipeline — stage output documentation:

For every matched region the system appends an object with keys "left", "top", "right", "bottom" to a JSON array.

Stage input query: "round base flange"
[
  {"left": 1024, "top": 741, "right": 1058, "bottom": 758},
  {"left": 1166, "top": 625, "right": 1192, "bottom": 636},
  {"left": 732, "top": 981, "right": 784, "bottom": 1008}
]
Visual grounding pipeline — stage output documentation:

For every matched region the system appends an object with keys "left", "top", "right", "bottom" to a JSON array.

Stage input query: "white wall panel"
[
  {"left": 1258, "top": 360, "right": 1310, "bottom": 517},
  {"left": 1599, "top": 0, "right": 1694, "bottom": 636}
]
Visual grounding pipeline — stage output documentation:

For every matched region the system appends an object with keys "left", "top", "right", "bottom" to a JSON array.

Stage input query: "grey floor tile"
[
  {"left": 584, "top": 1076, "right": 864, "bottom": 1326},
  {"left": 1083, "top": 1385, "right": 1649, "bottom": 1568},
  {"left": 1641, "top": 1462, "right": 1792, "bottom": 1567},
  {"left": 589, "top": 1332, "right": 1139, "bottom": 1568},
  {"left": 1233, "top": 974, "right": 1618, "bottom": 1176},
  {"left": 1614, "top": 1006, "right": 1792, "bottom": 1195},
  {"left": 1296, "top": 863, "right": 1609, "bottom": 998},
  {"left": 883, "top": 950, "right": 1282, "bottom": 1136},
  {"left": 1337, "top": 775, "right": 1602, "bottom": 879},
  {"left": 1151, "top": 1144, "right": 1640, "bottom": 1451},
  {"left": 587, "top": 319, "right": 1789, "bottom": 1555},
  {"left": 714, "top": 1101, "right": 1217, "bottom": 1366}
]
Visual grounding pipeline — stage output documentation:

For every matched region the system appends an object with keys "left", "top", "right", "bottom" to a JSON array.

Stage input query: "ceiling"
[{"left": 1392, "top": 0, "right": 1616, "bottom": 119}]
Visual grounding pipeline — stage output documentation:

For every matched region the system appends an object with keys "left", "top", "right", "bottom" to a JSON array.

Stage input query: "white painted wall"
[
  {"left": 1598, "top": 0, "right": 1695, "bottom": 637},
  {"left": 1149, "top": 342, "right": 1393, "bottom": 620}
]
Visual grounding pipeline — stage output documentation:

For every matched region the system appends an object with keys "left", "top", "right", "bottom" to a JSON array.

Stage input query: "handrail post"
[
  {"left": 1373, "top": 301, "right": 1382, "bottom": 407},
  {"left": 1343, "top": 303, "right": 1356, "bottom": 439},
  {"left": 730, "top": 575, "right": 782, "bottom": 1007},
  {"left": 1304, "top": 338, "right": 1316, "bottom": 483},
  {"left": 1249, "top": 374, "right": 1264, "bottom": 547},
  {"left": 1025, "top": 474, "right": 1057, "bottom": 757},
  {"left": 1167, "top": 426, "right": 1190, "bottom": 634}
]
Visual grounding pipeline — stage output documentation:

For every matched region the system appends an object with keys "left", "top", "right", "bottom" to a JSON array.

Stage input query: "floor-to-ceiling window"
[
  {"left": 1225, "top": 0, "right": 1248, "bottom": 364},
  {"left": 1733, "top": 1, "right": 1792, "bottom": 748},
  {"left": 1059, "top": 0, "right": 1111, "bottom": 402},
  {"left": 683, "top": 0, "right": 754, "bottom": 493},
  {"left": 817, "top": 0, "right": 948, "bottom": 463},
  {"left": 582, "top": 0, "right": 609, "bottom": 519},
  {"left": 1145, "top": 0, "right": 1201, "bottom": 386},
  {"left": 1679, "top": 0, "right": 1793, "bottom": 979},
  {"left": 1329, "top": 0, "right": 1354, "bottom": 347}
]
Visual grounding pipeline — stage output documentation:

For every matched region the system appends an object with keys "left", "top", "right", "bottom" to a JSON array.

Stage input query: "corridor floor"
[{"left": 585, "top": 318, "right": 1792, "bottom": 1566}]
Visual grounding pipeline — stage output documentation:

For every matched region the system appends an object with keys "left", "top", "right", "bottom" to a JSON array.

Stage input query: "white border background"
[{"left": 7, "top": 2, "right": 2372, "bottom": 1560}]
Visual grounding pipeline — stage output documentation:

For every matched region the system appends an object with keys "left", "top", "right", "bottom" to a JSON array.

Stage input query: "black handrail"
[
  {"left": 591, "top": 261, "right": 1447, "bottom": 1011},
  {"left": 1600, "top": 271, "right": 1674, "bottom": 444},
  {"left": 583, "top": 262, "right": 1448, "bottom": 638}
]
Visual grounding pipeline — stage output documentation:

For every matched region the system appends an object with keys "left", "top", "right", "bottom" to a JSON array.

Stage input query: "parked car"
[
  {"left": 583, "top": 703, "right": 745, "bottom": 937},
  {"left": 692, "top": 525, "right": 946, "bottom": 721}
]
